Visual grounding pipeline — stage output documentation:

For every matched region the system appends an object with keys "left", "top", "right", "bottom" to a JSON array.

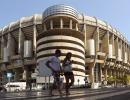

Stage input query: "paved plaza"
[{"left": 0, "top": 87, "right": 130, "bottom": 100}]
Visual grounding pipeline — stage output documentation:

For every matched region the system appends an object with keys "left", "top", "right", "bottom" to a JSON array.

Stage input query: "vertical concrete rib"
[
  {"left": 115, "top": 37, "right": 119, "bottom": 59},
  {"left": 111, "top": 34, "right": 115, "bottom": 56},
  {"left": 1, "top": 30, "right": 5, "bottom": 60},
  {"left": 7, "top": 33, "right": 11, "bottom": 57},
  {"left": 60, "top": 18, "right": 63, "bottom": 29},
  {"left": 120, "top": 40, "right": 123, "bottom": 60},
  {"left": 18, "top": 21, "right": 24, "bottom": 56},
  {"left": 70, "top": 19, "right": 72, "bottom": 29},
  {"left": 84, "top": 23, "right": 87, "bottom": 50},
  {"left": 33, "top": 25, "right": 37, "bottom": 56},
  {"left": 94, "top": 27, "right": 99, "bottom": 52},
  {"left": 76, "top": 23, "right": 78, "bottom": 31},
  {"left": 102, "top": 30, "right": 109, "bottom": 54},
  {"left": 50, "top": 20, "right": 53, "bottom": 29},
  {"left": 90, "top": 66, "right": 95, "bottom": 88}
]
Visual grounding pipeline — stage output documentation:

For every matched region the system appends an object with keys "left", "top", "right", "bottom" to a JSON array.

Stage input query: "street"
[{"left": 0, "top": 87, "right": 130, "bottom": 100}]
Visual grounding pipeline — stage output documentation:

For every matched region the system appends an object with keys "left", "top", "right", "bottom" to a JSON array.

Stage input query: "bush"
[{"left": 107, "top": 76, "right": 115, "bottom": 85}]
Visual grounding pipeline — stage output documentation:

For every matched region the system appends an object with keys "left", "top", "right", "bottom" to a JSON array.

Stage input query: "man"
[{"left": 46, "top": 49, "right": 62, "bottom": 96}]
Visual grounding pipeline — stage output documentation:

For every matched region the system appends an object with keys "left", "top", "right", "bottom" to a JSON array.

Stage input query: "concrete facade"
[{"left": 0, "top": 4, "right": 130, "bottom": 88}]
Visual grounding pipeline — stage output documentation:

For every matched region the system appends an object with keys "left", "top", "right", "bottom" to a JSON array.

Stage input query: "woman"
[{"left": 62, "top": 52, "right": 74, "bottom": 95}]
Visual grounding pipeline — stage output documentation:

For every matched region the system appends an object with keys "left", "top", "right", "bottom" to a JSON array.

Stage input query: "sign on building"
[
  {"left": 7, "top": 73, "right": 12, "bottom": 78},
  {"left": 36, "top": 59, "right": 52, "bottom": 77}
]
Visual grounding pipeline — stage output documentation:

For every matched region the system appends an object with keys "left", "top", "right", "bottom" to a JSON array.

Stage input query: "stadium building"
[{"left": 0, "top": 4, "right": 130, "bottom": 88}]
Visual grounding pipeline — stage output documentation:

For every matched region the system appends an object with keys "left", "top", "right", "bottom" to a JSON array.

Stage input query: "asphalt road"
[{"left": 1, "top": 87, "right": 130, "bottom": 100}]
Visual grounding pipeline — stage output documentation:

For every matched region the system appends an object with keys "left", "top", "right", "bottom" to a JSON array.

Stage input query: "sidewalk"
[
  {"left": 2, "top": 87, "right": 130, "bottom": 100},
  {"left": 0, "top": 88, "right": 96, "bottom": 100}
]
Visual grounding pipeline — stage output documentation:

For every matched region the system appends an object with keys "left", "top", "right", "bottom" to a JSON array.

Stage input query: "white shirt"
[{"left": 47, "top": 56, "right": 61, "bottom": 72}]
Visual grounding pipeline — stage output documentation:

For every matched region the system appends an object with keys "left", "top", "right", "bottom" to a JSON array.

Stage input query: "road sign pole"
[
  {"left": 7, "top": 73, "right": 12, "bottom": 92},
  {"left": 8, "top": 77, "right": 10, "bottom": 92},
  {"left": 45, "top": 76, "right": 47, "bottom": 90}
]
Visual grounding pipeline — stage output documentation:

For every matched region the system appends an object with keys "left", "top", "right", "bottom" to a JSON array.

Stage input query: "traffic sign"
[{"left": 7, "top": 73, "right": 12, "bottom": 78}]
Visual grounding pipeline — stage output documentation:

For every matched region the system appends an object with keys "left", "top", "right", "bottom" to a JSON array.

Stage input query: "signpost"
[
  {"left": 36, "top": 59, "right": 53, "bottom": 90},
  {"left": 7, "top": 73, "right": 12, "bottom": 92}
]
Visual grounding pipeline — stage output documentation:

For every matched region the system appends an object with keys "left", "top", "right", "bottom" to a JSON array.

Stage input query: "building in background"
[{"left": 0, "top": 4, "right": 130, "bottom": 89}]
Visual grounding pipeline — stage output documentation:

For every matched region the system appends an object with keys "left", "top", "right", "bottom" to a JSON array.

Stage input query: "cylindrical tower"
[{"left": 36, "top": 4, "right": 85, "bottom": 85}]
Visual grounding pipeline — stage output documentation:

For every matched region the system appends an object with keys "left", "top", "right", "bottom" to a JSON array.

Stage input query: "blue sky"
[{"left": 0, "top": 0, "right": 130, "bottom": 40}]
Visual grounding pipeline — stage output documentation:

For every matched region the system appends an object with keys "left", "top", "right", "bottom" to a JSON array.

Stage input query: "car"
[
  {"left": 5, "top": 82, "right": 26, "bottom": 92},
  {"left": 6, "top": 85, "right": 21, "bottom": 92}
]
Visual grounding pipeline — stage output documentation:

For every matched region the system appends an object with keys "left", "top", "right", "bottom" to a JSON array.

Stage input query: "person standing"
[
  {"left": 46, "top": 49, "right": 62, "bottom": 96},
  {"left": 62, "top": 52, "right": 74, "bottom": 95}
]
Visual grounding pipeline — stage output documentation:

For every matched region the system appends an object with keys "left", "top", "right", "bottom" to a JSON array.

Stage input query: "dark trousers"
[
  {"left": 49, "top": 72, "right": 62, "bottom": 95},
  {"left": 64, "top": 72, "right": 74, "bottom": 93}
]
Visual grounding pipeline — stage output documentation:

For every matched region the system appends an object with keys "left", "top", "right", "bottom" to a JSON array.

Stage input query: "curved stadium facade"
[{"left": 0, "top": 4, "right": 130, "bottom": 88}]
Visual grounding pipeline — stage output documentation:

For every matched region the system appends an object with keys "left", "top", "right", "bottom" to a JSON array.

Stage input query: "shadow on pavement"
[
  {"left": 48, "top": 91, "right": 130, "bottom": 100},
  {"left": 97, "top": 92, "right": 130, "bottom": 100}
]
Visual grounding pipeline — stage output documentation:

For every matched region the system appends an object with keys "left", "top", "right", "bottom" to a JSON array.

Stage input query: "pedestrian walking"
[
  {"left": 46, "top": 49, "right": 62, "bottom": 96},
  {"left": 62, "top": 52, "right": 74, "bottom": 95}
]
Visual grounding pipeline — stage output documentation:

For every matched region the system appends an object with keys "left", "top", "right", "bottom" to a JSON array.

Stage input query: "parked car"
[{"left": 5, "top": 82, "right": 26, "bottom": 92}]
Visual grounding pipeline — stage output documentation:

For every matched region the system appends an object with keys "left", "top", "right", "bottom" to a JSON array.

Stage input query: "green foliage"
[
  {"left": 107, "top": 76, "right": 115, "bottom": 85},
  {"left": 126, "top": 74, "right": 130, "bottom": 81},
  {"left": 123, "top": 74, "right": 130, "bottom": 85},
  {"left": 107, "top": 74, "right": 130, "bottom": 86}
]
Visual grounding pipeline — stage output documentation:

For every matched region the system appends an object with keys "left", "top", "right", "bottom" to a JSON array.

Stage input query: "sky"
[{"left": 0, "top": 0, "right": 130, "bottom": 40}]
